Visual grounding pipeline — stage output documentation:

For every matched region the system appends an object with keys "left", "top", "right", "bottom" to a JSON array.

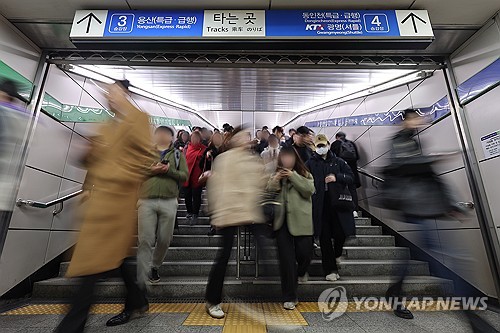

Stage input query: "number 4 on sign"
[{"left": 371, "top": 16, "right": 381, "bottom": 27}]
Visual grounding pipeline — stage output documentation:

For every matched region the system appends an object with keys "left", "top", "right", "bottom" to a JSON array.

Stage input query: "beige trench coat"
[
  {"left": 66, "top": 104, "right": 155, "bottom": 277},
  {"left": 207, "top": 147, "right": 266, "bottom": 228}
]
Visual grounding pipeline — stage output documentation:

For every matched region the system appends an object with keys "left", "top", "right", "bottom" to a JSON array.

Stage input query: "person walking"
[
  {"left": 183, "top": 131, "right": 207, "bottom": 224},
  {"left": 205, "top": 128, "right": 266, "bottom": 319},
  {"left": 331, "top": 131, "right": 361, "bottom": 217},
  {"left": 174, "top": 130, "right": 190, "bottom": 152},
  {"left": 292, "top": 126, "right": 314, "bottom": 164},
  {"left": 267, "top": 146, "right": 315, "bottom": 310},
  {"left": 255, "top": 129, "right": 270, "bottom": 154},
  {"left": 261, "top": 134, "right": 281, "bottom": 174},
  {"left": 137, "top": 126, "right": 188, "bottom": 285},
  {"left": 55, "top": 80, "right": 155, "bottom": 332},
  {"left": 306, "top": 134, "right": 356, "bottom": 282}
]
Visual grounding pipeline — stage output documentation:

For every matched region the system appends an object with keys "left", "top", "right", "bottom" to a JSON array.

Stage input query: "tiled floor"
[{"left": 1, "top": 303, "right": 499, "bottom": 333}]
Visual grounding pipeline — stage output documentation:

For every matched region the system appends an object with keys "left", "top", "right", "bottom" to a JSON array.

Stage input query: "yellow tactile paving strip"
[{"left": 1, "top": 300, "right": 467, "bottom": 319}]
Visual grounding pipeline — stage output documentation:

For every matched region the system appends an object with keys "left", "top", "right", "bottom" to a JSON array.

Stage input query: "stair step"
[
  {"left": 175, "top": 216, "right": 373, "bottom": 226},
  {"left": 169, "top": 234, "right": 394, "bottom": 247},
  {"left": 59, "top": 259, "right": 426, "bottom": 278},
  {"left": 33, "top": 276, "right": 453, "bottom": 299},
  {"left": 174, "top": 225, "right": 382, "bottom": 236}
]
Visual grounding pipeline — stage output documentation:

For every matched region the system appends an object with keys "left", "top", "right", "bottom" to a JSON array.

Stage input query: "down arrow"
[
  {"left": 401, "top": 12, "right": 427, "bottom": 34},
  {"left": 77, "top": 12, "right": 102, "bottom": 34}
]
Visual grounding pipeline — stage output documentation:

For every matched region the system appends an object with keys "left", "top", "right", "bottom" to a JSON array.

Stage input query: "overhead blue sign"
[
  {"left": 103, "top": 10, "right": 204, "bottom": 37},
  {"left": 70, "top": 9, "right": 433, "bottom": 40},
  {"left": 266, "top": 10, "right": 400, "bottom": 38}
]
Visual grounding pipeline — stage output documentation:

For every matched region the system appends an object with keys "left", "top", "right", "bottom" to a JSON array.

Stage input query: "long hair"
[{"left": 277, "top": 146, "right": 309, "bottom": 178}]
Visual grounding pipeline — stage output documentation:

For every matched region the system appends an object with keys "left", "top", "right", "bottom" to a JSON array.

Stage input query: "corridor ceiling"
[{"left": 1, "top": 0, "right": 499, "bottom": 52}]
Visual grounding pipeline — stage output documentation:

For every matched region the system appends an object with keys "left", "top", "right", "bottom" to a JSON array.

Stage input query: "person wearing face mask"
[
  {"left": 261, "top": 134, "right": 281, "bottom": 174},
  {"left": 306, "top": 134, "right": 355, "bottom": 282}
]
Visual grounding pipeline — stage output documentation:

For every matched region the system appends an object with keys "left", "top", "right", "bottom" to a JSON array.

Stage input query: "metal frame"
[
  {"left": 45, "top": 50, "right": 446, "bottom": 70},
  {"left": 16, "top": 189, "right": 83, "bottom": 215},
  {"left": 0, "top": 54, "right": 50, "bottom": 257},
  {"left": 443, "top": 60, "right": 500, "bottom": 298}
]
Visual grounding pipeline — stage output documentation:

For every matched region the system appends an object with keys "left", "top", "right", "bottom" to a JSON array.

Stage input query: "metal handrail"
[
  {"left": 357, "top": 167, "right": 385, "bottom": 183},
  {"left": 16, "top": 189, "right": 84, "bottom": 216}
]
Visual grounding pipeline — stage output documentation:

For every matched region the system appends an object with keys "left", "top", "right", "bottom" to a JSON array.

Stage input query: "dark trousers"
[
  {"left": 206, "top": 226, "right": 237, "bottom": 305},
  {"left": 184, "top": 186, "right": 203, "bottom": 215},
  {"left": 348, "top": 184, "right": 359, "bottom": 211},
  {"left": 55, "top": 258, "right": 148, "bottom": 333},
  {"left": 320, "top": 207, "right": 346, "bottom": 275},
  {"left": 276, "top": 222, "right": 313, "bottom": 302}
]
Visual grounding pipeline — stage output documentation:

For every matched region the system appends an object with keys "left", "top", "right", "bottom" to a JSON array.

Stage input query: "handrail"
[
  {"left": 17, "top": 189, "right": 84, "bottom": 209},
  {"left": 357, "top": 167, "right": 385, "bottom": 183}
]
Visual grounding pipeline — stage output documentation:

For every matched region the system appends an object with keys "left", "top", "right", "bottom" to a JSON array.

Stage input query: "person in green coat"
[{"left": 267, "top": 145, "right": 315, "bottom": 310}]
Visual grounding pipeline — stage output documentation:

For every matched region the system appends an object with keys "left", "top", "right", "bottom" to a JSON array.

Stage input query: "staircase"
[{"left": 33, "top": 195, "right": 453, "bottom": 300}]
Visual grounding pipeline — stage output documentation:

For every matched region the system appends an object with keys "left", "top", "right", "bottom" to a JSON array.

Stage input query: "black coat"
[
  {"left": 306, "top": 151, "right": 356, "bottom": 237},
  {"left": 199, "top": 146, "right": 220, "bottom": 171},
  {"left": 331, "top": 139, "right": 360, "bottom": 187}
]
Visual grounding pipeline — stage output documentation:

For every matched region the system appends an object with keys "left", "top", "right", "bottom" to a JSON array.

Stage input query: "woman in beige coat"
[
  {"left": 205, "top": 127, "right": 266, "bottom": 319},
  {"left": 56, "top": 81, "right": 156, "bottom": 332}
]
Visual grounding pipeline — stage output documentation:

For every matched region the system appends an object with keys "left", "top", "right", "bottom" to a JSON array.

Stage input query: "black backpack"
[{"left": 339, "top": 140, "right": 357, "bottom": 160}]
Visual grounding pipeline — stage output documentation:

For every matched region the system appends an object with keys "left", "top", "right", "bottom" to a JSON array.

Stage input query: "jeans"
[
  {"left": 55, "top": 258, "right": 147, "bottom": 333},
  {"left": 320, "top": 206, "right": 346, "bottom": 275},
  {"left": 184, "top": 186, "right": 203, "bottom": 215},
  {"left": 276, "top": 222, "right": 313, "bottom": 302},
  {"left": 137, "top": 198, "right": 178, "bottom": 286}
]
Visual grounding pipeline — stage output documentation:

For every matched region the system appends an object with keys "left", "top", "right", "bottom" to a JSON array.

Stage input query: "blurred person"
[
  {"left": 293, "top": 126, "right": 314, "bottom": 164},
  {"left": 306, "top": 134, "right": 355, "bottom": 282},
  {"left": 272, "top": 126, "right": 286, "bottom": 146},
  {"left": 205, "top": 127, "right": 266, "bottom": 319},
  {"left": 213, "top": 128, "right": 220, "bottom": 134},
  {"left": 284, "top": 128, "right": 296, "bottom": 147},
  {"left": 255, "top": 129, "right": 262, "bottom": 142},
  {"left": 0, "top": 79, "right": 30, "bottom": 253},
  {"left": 199, "top": 131, "right": 224, "bottom": 175},
  {"left": 262, "top": 125, "right": 269, "bottom": 132},
  {"left": 183, "top": 131, "right": 207, "bottom": 224},
  {"left": 267, "top": 146, "right": 315, "bottom": 310},
  {"left": 137, "top": 126, "right": 188, "bottom": 285},
  {"left": 55, "top": 80, "right": 155, "bottom": 332},
  {"left": 201, "top": 127, "right": 211, "bottom": 146},
  {"left": 261, "top": 134, "right": 281, "bottom": 174},
  {"left": 174, "top": 130, "right": 190, "bottom": 152},
  {"left": 331, "top": 131, "right": 361, "bottom": 217},
  {"left": 380, "top": 109, "right": 473, "bottom": 321},
  {"left": 255, "top": 129, "right": 270, "bottom": 154}
]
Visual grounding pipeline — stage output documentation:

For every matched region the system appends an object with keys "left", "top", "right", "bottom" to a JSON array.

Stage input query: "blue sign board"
[
  {"left": 103, "top": 10, "right": 204, "bottom": 37},
  {"left": 265, "top": 10, "right": 401, "bottom": 38},
  {"left": 70, "top": 9, "right": 433, "bottom": 40}
]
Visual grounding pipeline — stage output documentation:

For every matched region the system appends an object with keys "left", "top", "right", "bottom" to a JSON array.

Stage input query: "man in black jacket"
[
  {"left": 293, "top": 126, "right": 314, "bottom": 164},
  {"left": 331, "top": 131, "right": 361, "bottom": 217}
]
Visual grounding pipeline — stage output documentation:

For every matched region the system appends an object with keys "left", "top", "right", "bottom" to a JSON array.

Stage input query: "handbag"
[
  {"left": 328, "top": 182, "right": 354, "bottom": 211},
  {"left": 198, "top": 152, "right": 211, "bottom": 186}
]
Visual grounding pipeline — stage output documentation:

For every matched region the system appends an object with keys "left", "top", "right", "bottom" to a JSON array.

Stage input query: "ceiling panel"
[
  {"left": 128, "top": 0, "right": 269, "bottom": 10},
  {"left": 270, "top": 0, "right": 415, "bottom": 10},
  {"left": 0, "top": 0, "right": 126, "bottom": 21},
  {"left": 412, "top": 0, "right": 499, "bottom": 25},
  {"left": 81, "top": 65, "right": 412, "bottom": 113}
]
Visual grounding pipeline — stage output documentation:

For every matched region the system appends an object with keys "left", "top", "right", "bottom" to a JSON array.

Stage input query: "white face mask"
[{"left": 316, "top": 146, "right": 329, "bottom": 156}]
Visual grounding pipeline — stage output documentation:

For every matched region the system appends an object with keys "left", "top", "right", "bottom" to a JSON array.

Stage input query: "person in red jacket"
[{"left": 183, "top": 131, "right": 207, "bottom": 224}]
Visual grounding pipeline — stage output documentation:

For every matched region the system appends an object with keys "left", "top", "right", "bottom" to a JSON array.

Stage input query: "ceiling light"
[
  {"left": 65, "top": 65, "right": 114, "bottom": 84},
  {"left": 283, "top": 70, "right": 433, "bottom": 126}
]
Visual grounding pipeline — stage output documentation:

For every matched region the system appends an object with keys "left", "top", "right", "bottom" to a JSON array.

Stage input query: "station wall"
[{"left": 289, "top": 14, "right": 500, "bottom": 298}]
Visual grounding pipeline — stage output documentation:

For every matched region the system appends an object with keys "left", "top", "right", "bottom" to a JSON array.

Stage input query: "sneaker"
[
  {"left": 149, "top": 268, "right": 160, "bottom": 283},
  {"left": 353, "top": 211, "right": 359, "bottom": 218},
  {"left": 326, "top": 272, "right": 340, "bottom": 281},
  {"left": 283, "top": 301, "right": 298, "bottom": 310},
  {"left": 190, "top": 214, "right": 199, "bottom": 225},
  {"left": 206, "top": 303, "right": 225, "bottom": 319},
  {"left": 298, "top": 272, "right": 309, "bottom": 283}
]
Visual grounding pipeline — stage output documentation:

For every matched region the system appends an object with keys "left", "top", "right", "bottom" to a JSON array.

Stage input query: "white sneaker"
[
  {"left": 298, "top": 272, "right": 309, "bottom": 283},
  {"left": 326, "top": 273, "right": 340, "bottom": 281},
  {"left": 353, "top": 211, "right": 359, "bottom": 218},
  {"left": 283, "top": 301, "right": 298, "bottom": 310},
  {"left": 206, "top": 303, "right": 225, "bottom": 319}
]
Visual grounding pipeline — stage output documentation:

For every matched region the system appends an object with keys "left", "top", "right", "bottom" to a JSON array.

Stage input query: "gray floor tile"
[
  {"left": 0, "top": 315, "right": 48, "bottom": 329},
  {"left": 303, "top": 327, "right": 366, "bottom": 333},
  {"left": 147, "top": 313, "right": 189, "bottom": 326},
  {"left": 347, "top": 312, "right": 433, "bottom": 333},
  {"left": 27, "top": 314, "right": 65, "bottom": 328},
  {"left": 477, "top": 310, "right": 500, "bottom": 331},
  {"left": 86, "top": 313, "right": 158, "bottom": 327},
  {"left": 409, "top": 311, "right": 474, "bottom": 333},
  {"left": 267, "top": 326, "right": 306, "bottom": 333},
  {"left": 302, "top": 312, "right": 358, "bottom": 327}
]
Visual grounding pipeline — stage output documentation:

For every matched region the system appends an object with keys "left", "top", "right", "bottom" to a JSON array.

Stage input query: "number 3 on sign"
[
  {"left": 109, "top": 13, "right": 135, "bottom": 33},
  {"left": 363, "top": 14, "right": 389, "bottom": 33}
]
